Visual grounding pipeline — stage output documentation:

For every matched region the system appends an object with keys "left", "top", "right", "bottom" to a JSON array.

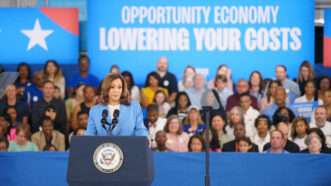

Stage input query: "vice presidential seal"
[{"left": 93, "top": 143, "right": 124, "bottom": 173}]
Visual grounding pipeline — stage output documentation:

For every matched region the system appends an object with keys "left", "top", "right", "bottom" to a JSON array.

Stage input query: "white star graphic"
[{"left": 21, "top": 19, "right": 54, "bottom": 51}]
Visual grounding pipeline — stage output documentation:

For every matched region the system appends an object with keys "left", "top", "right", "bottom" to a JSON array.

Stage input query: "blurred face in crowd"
[
  {"left": 269, "top": 81, "right": 279, "bottom": 98},
  {"left": 147, "top": 109, "right": 158, "bottom": 124},
  {"left": 194, "top": 74, "right": 205, "bottom": 90},
  {"left": 18, "top": 65, "right": 29, "bottom": 79},
  {"left": 79, "top": 57, "right": 89, "bottom": 73},
  {"left": 236, "top": 80, "right": 249, "bottom": 94},
  {"left": 5, "top": 85, "right": 16, "bottom": 100},
  {"left": 308, "top": 135, "right": 322, "bottom": 154},
  {"left": 84, "top": 86, "right": 96, "bottom": 102},
  {"left": 184, "top": 66, "right": 195, "bottom": 77},
  {"left": 215, "top": 78, "right": 226, "bottom": 90},
  {"left": 217, "top": 66, "right": 229, "bottom": 76},
  {"left": 43, "top": 82, "right": 55, "bottom": 99},
  {"left": 6, "top": 107, "right": 17, "bottom": 123},
  {"left": 250, "top": 72, "right": 261, "bottom": 87},
  {"left": 108, "top": 78, "right": 122, "bottom": 104},
  {"left": 274, "top": 87, "right": 287, "bottom": 106},
  {"left": 315, "top": 107, "right": 327, "bottom": 127},
  {"left": 16, "top": 130, "right": 27, "bottom": 145},
  {"left": 0, "top": 141, "right": 7, "bottom": 151},
  {"left": 270, "top": 130, "right": 285, "bottom": 150},
  {"left": 320, "top": 78, "right": 331, "bottom": 91},
  {"left": 155, "top": 131, "right": 167, "bottom": 147},
  {"left": 188, "top": 109, "right": 199, "bottom": 123},
  {"left": 234, "top": 124, "right": 245, "bottom": 139},
  {"left": 183, "top": 75, "right": 194, "bottom": 89},
  {"left": 78, "top": 113, "right": 88, "bottom": 129},
  {"left": 256, "top": 119, "right": 269, "bottom": 136},
  {"left": 155, "top": 91, "right": 166, "bottom": 105},
  {"left": 240, "top": 95, "right": 252, "bottom": 111},
  {"left": 168, "top": 118, "right": 180, "bottom": 134},
  {"left": 157, "top": 57, "right": 168, "bottom": 72},
  {"left": 295, "top": 120, "right": 308, "bottom": 137},
  {"left": 53, "top": 87, "right": 61, "bottom": 99},
  {"left": 109, "top": 66, "right": 120, "bottom": 74},
  {"left": 33, "top": 72, "right": 44, "bottom": 88},
  {"left": 42, "top": 120, "right": 54, "bottom": 137},
  {"left": 148, "top": 75, "right": 159, "bottom": 87},
  {"left": 178, "top": 94, "right": 189, "bottom": 109},
  {"left": 323, "top": 91, "right": 331, "bottom": 106},
  {"left": 46, "top": 61, "right": 58, "bottom": 76},
  {"left": 211, "top": 115, "right": 225, "bottom": 132},
  {"left": 277, "top": 122, "right": 289, "bottom": 140},
  {"left": 123, "top": 74, "right": 132, "bottom": 87},
  {"left": 230, "top": 108, "right": 242, "bottom": 125},
  {"left": 238, "top": 140, "right": 252, "bottom": 153},
  {"left": 304, "top": 81, "right": 315, "bottom": 97},
  {"left": 275, "top": 66, "right": 286, "bottom": 81},
  {"left": 190, "top": 138, "right": 203, "bottom": 152},
  {"left": 300, "top": 66, "right": 310, "bottom": 80}
]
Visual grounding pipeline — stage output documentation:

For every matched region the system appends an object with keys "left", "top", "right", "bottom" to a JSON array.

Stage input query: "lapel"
[{"left": 110, "top": 104, "right": 126, "bottom": 135}]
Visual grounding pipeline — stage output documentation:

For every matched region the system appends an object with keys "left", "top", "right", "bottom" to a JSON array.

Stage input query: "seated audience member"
[
  {"left": 0, "top": 137, "right": 9, "bottom": 151},
  {"left": 214, "top": 75, "right": 233, "bottom": 109},
  {"left": 225, "top": 106, "right": 244, "bottom": 140},
  {"left": 294, "top": 80, "right": 321, "bottom": 104},
  {"left": 31, "top": 80, "right": 67, "bottom": 134},
  {"left": 226, "top": 79, "right": 258, "bottom": 112},
  {"left": 42, "top": 60, "right": 66, "bottom": 99},
  {"left": 0, "top": 84, "right": 29, "bottom": 125},
  {"left": 183, "top": 106, "right": 206, "bottom": 137},
  {"left": 223, "top": 123, "right": 258, "bottom": 152},
  {"left": 291, "top": 117, "right": 309, "bottom": 151},
  {"left": 154, "top": 56, "right": 178, "bottom": 103},
  {"left": 67, "top": 54, "right": 99, "bottom": 93},
  {"left": 259, "top": 80, "right": 281, "bottom": 110},
  {"left": 8, "top": 125, "right": 38, "bottom": 152},
  {"left": 209, "top": 113, "right": 231, "bottom": 149},
  {"left": 153, "top": 131, "right": 168, "bottom": 152},
  {"left": 5, "top": 106, "right": 23, "bottom": 141},
  {"left": 248, "top": 71, "right": 265, "bottom": 102},
  {"left": 153, "top": 90, "right": 171, "bottom": 118},
  {"left": 164, "top": 115, "right": 189, "bottom": 152},
  {"left": 31, "top": 117, "right": 65, "bottom": 151},
  {"left": 208, "top": 64, "right": 234, "bottom": 91},
  {"left": 185, "top": 74, "right": 207, "bottom": 109},
  {"left": 71, "top": 85, "right": 96, "bottom": 131},
  {"left": 240, "top": 93, "right": 260, "bottom": 138},
  {"left": 262, "top": 87, "right": 293, "bottom": 119},
  {"left": 317, "top": 76, "right": 331, "bottom": 100},
  {"left": 188, "top": 135, "right": 206, "bottom": 152},
  {"left": 144, "top": 104, "right": 166, "bottom": 149},
  {"left": 122, "top": 71, "right": 140, "bottom": 102},
  {"left": 237, "top": 137, "right": 254, "bottom": 153},
  {"left": 167, "top": 92, "right": 191, "bottom": 121},
  {"left": 264, "top": 129, "right": 288, "bottom": 154},
  {"left": 304, "top": 134, "right": 322, "bottom": 154},
  {"left": 296, "top": 61, "right": 315, "bottom": 95},
  {"left": 178, "top": 65, "right": 196, "bottom": 92},
  {"left": 15, "top": 62, "right": 32, "bottom": 101},
  {"left": 301, "top": 128, "right": 331, "bottom": 153},
  {"left": 200, "top": 89, "right": 226, "bottom": 124},
  {"left": 275, "top": 65, "right": 300, "bottom": 97},
  {"left": 26, "top": 71, "right": 44, "bottom": 107},
  {"left": 251, "top": 115, "right": 271, "bottom": 152},
  {"left": 141, "top": 72, "right": 168, "bottom": 107},
  {"left": 310, "top": 106, "right": 331, "bottom": 147},
  {"left": 263, "top": 121, "right": 300, "bottom": 153}
]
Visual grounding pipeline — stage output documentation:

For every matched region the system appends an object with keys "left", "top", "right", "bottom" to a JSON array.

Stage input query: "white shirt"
[
  {"left": 107, "top": 104, "right": 120, "bottom": 118},
  {"left": 131, "top": 86, "right": 140, "bottom": 102},
  {"left": 243, "top": 107, "right": 260, "bottom": 138},
  {"left": 292, "top": 136, "right": 307, "bottom": 151},
  {"left": 148, "top": 117, "right": 166, "bottom": 148},
  {"left": 294, "top": 95, "right": 323, "bottom": 104},
  {"left": 311, "top": 121, "right": 331, "bottom": 148},
  {"left": 251, "top": 133, "right": 270, "bottom": 152}
]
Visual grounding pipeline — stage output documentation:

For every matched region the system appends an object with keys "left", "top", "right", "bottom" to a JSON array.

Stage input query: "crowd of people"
[{"left": 0, "top": 55, "right": 331, "bottom": 154}]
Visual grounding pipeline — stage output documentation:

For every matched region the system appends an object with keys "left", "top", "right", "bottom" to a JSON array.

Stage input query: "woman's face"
[
  {"left": 16, "top": 131, "right": 27, "bottom": 145},
  {"left": 300, "top": 66, "right": 310, "bottom": 79},
  {"left": 6, "top": 108, "right": 17, "bottom": 122},
  {"left": 155, "top": 92, "right": 166, "bottom": 104},
  {"left": 320, "top": 78, "right": 331, "bottom": 90},
  {"left": 295, "top": 120, "right": 307, "bottom": 136},
  {"left": 188, "top": 109, "right": 199, "bottom": 122},
  {"left": 149, "top": 75, "right": 159, "bottom": 87},
  {"left": 123, "top": 75, "right": 132, "bottom": 87},
  {"left": 46, "top": 62, "right": 58, "bottom": 75},
  {"left": 168, "top": 118, "right": 180, "bottom": 134},
  {"left": 108, "top": 78, "right": 123, "bottom": 103},
  {"left": 211, "top": 115, "right": 225, "bottom": 131},
  {"left": 19, "top": 65, "right": 29, "bottom": 79},
  {"left": 184, "top": 67, "right": 195, "bottom": 77},
  {"left": 270, "top": 82, "right": 278, "bottom": 96},
  {"left": 304, "top": 82, "right": 315, "bottom": 96},
  {"left": 6, "top": 85, "right": 16, "bottom": 99},
  {"left": 256, "top": 120, "right": 268, "bottom": 134},
  {"left": 230, "top": 110, "right": 241, "bottom": 124},
  {"left": 250, "top": 73, "right": 261, "bottom": 87},
  {"left": 190, "top": 138, "right": 203, "bottom": 152},
  {"left": 178, "top": 95, "right": 188, "bottom": 108},
  {"left": 308, "top": 136, "right": 322, "bottom": 153},
  {"left": 205, "top": 92, "right": 215, "bottom": 106}
]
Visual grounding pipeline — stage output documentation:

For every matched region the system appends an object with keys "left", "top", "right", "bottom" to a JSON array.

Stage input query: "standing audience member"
[
  {"left": 310, "top": 106, "right": 331, "bottom": 147},
  {"left": 296, "top": 61, "right": 315, "bottom": 95},
  {"left": 251, "top": 115, "right": 271, "bottom": 152},
  {"left": 178, "top": 65, "right": 196, "bottom": 92},
  {"left": 291, "top": 117, "right": 309, "bottom": 151},
  {"left": 145, "top": 104, "right": 166, "bottom": 149},
  {"left": 42, "top": 60, "right": 66, "bottom": 99},
  {"left": 15, "top": 62, "right": 32, "bottom": 101},
  {"left": 153, "top": 90, "right": 171, "bottom": 118},
  {"left": 164, "top": 115, "right": 189, "bottom": 152},
  {"left": 8, "top": 125, "right": 38, "bottom": 152},
  {"left": 167, "top": 92, "right": 191, "bottom": 121},
  {"left": 185, "top": 74, "right": 207, "bottom": 109},
  {"left": 183, "top": 106, "right": 205, "bottom": 137},
  {"left": 240, "top": 93, "right": 260, "bottom": 138},
  {"left": 0, "top": 137, "right": 9, "bottom": 151},
  {"left": 264, "top": 129, "right": 288, "bottom": 154},
  {"left": 249, "top": 71, "right": 265, "bottom": 102},
  {"left": 141, "top": 72, "right": 168, "bottom": 107},
  {"left": 275, "top": 65, "right": 300, "bottom": 97},
  {"left": 214, "top": 75, "right": 233, "bottom": 108},
  {"left": 188, "top": 135, "right": 206, "bottom": 152},
  {"left": 122, "top": 71, "right": 140, "bottom": 102}
]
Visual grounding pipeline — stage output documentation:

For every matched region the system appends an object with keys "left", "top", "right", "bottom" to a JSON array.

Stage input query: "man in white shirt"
[
  {"left": 310, "top": 106, "right": 331, "bottom": 148},
  {"left": 145, "top": 104, "right": 166, "bottom": 148},
  {"left": 240, "top": 93, "right": 260, "bottom": 138},
  {"left": 185, "top": 74, "right": 206, "bottom": 109}
]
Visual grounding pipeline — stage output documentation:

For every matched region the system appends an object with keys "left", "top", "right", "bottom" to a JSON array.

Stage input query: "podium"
[{"left": 67, "top": 136, "right": 154, "bottom": 186}]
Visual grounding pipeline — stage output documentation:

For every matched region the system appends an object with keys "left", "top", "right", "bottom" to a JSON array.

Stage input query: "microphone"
[
  {"left": 110, "top": 109, "right": 120, "bottom": 130},
  {"left": 101, "top": 109, "right": 108, "bottom": 130}
]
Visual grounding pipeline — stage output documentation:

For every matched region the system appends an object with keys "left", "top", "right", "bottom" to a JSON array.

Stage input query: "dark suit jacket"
[{"left": 222, "top": 140, "right": 259, "bottom": 152}]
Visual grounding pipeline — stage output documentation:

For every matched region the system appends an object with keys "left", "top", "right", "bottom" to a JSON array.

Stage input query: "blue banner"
[
  {"left": 88, "top": 0, "right": 314, "bottom": 84},
  {"left": 0, "top": 8, "right": 79, "bottom": 64}
]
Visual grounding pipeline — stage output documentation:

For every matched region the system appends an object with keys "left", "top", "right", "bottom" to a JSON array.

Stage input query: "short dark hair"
[
  {"left": 145, "top": 72, "right": 161, "bottom": 87},
  {"left": 79, "top": 54, "right": 90, "bottom": 64},
  {"left": 0, "top": 136, "right": 9, "bottom": 149},
  {"left": 254, "top": 115, "right": 271, "bottom": 129},
  {"left": 147, "top": 103, "right": 159, "bottom": 113},
  {"left": 236, "top": 136, "right": 253, "bottom": 146},
  {"left": 40, "top": 116, "right": 54, "bottom": 127},
  {"left": 188, "top": 135, "right": 206, "bottom": 152}
]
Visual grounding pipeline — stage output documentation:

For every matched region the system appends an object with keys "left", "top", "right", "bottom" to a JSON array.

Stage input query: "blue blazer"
[{"left": 85, "top": 101, "right": 147, "bottom": 136}]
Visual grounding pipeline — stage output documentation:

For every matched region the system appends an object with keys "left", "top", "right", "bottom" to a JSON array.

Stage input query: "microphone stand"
[{"left": 202, "top": 106, "right": 212, "bottom": 186}]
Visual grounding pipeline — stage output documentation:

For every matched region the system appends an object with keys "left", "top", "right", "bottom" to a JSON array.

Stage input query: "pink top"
[{"left": 166, "top": 133, "right": 189, "bottom": 152}]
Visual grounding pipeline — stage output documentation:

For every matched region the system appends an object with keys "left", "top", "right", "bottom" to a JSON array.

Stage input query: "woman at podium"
[{"left": 85, "top": 74, "right": 147, "bottom": 136}]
